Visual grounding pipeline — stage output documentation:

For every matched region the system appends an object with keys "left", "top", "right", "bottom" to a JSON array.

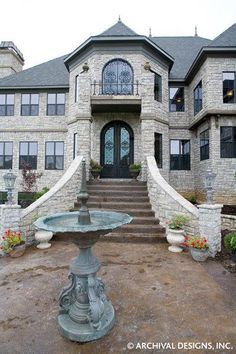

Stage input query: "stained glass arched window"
[{"left": 102, "top": 59, "right": 133, "bottom": 95}]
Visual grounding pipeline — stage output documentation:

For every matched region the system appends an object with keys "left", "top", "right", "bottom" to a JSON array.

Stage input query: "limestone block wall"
[
  {"left": 147, "top": 155, "right": 199, "bottom": 235},
  {"left": 0, "top": 49, "right": 23, "bottom": 78},
  {"left": 221, "top": 214, "right": 236, "bottom": 231},
  {"left": 20, "top": 155, "right": 83, "bottom": 243}
]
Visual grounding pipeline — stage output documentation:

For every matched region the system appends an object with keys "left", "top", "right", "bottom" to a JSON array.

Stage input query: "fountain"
[{"left": 34, "top": 158, "right": 132, "bottom": 342}]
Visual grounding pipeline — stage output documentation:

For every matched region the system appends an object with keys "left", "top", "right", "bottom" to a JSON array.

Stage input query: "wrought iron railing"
[{"left": 91, "top": 80, "right": 140, "bottom": 96}]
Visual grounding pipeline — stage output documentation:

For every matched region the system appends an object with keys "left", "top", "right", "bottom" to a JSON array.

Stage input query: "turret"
[{"left": 0, "top": 41, "right": 24, "bottom": 78}]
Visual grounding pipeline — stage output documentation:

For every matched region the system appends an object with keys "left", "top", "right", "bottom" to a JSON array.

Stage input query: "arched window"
[{"left": 102, "top": 59, "right": 133, "bottom": 95}]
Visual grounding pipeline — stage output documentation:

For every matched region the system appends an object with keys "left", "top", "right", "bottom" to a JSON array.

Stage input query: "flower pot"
[
  {"left": 166, "top": 229, "right": 185, "bottom": 253},
  {"left": 129, "top": 170, "right": 140, "bottom": 179},
  {"left": 9, "top": 243, "right": 26, "bottom": 258},
  {"left": 90, "top": 169, "right": 101, "bottom": 179},
  {"left": 189, "top": 248, "right": 208, "bottom": 262},
  {"left": 35, "top": 230, "right": 53, "bottom": 249}
]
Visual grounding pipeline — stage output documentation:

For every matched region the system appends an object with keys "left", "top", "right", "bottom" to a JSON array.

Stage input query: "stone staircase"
[{"left": 73, "top": 179, "right": 166, "bottom": 243}]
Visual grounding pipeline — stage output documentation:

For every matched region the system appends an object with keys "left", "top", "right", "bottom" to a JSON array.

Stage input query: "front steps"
[{"left": 72, "top": 179, "right": 166, "bottom": 243}]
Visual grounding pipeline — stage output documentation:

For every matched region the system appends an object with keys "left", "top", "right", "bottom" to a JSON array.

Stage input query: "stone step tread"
[
  {"left": 88, "top": 196, "right": 150, "bottom": 202},
  {"left": 131, "top": 217, "right": 160, "bottom": 225},
  {"left": 100, "top": 233, "right": 166, "bottom": 243},
  {"left": 88, "top": 185, "right": 147, "bottom": 191},
  {"left": 88, "top": 180, "right": 146, "bottom": 186},
  {"left": 88, "top": 191, "right": 148, "bottom": 196},
  {"left": 119, "top": 225, "right": 165, "bottom": 234},
  {"left": 70, "top": 208, "right": 155, "bottom": 217},
  {"left": 86, "top": 202, "right": 151, "bottom": 210}
]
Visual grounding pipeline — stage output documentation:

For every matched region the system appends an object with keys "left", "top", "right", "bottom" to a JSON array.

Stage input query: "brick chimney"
[{"left": 0, "top": 41, "right": 24, "bottom": 78}]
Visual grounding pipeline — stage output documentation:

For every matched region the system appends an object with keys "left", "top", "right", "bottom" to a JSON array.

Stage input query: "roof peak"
[
  {"left": 209, "top": 22, "right": 236, "bottom": 47},
  {"left": 98, "top": 20, "right": 138, "bottom": 37}
]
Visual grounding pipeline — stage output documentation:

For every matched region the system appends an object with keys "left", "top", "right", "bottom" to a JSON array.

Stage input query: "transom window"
[
  {"left": 45, "top": 141, "right": 64, "bottom": 170},
  {"left": 0, "top": 142, "right": 13, "bottom": 169},
  {"left": 194, "top": 81, "right": 202, "bottom": 115},
  {"left": 21, "top": 93, "right": 39, "bottom": 116},
  {"left": 102, "top": 59, "right": 133, "bottom": 95},
  {"left": 169, "top": 87, "right": 184, "bottom": 112},
  {"left": 220, "top": 127, "right": 236, "bottom": 158},
  {"left": 0, "top": 94, "right": 14, "bottom": 116},
  {"left": 170, "top": 140, "right": 190, "bottom": 170},
  {"left": 223, "top": 72, "right": 236, "bottom": 104},
  {"left": 19, "top": 142, "right": 38, "bottom": 169},
  {"left": 200, "top": 129, "right": 209, "bottom": 161},
  {"left": 47, "top": 93, "right": 65, "bottom": 115}
]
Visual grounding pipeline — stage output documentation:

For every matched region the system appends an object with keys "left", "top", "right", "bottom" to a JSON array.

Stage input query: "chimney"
[{"left": 0, "top": 41, "right": 24, "bottom": 79}]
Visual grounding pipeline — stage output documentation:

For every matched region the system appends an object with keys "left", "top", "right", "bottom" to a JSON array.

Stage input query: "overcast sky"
[{"left": 1, "top": 0, "right": 236, "bottom": 69}]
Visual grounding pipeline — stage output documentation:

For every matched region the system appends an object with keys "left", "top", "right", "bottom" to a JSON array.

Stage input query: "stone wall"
[
  {"left": 20, "top": 155, "right": 83, "bottom": 243},
  {"left": 146, "top": 155, "right": 199, "bottom": 235},
  {"left": 221, "top": 214, "right": 236, "bottom": 231}
]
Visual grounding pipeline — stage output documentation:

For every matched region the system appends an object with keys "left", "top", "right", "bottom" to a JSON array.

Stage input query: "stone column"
[
  {"left": 0, "top": 204, "right": 22, "bottom": 255},
  {"left": 198, "top": 204, "right": 223, "bottom": 257}
]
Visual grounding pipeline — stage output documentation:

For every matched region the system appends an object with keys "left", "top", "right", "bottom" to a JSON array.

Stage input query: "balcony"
[{"left": 90, "top": 81, "right": 141, "bottom": 113}]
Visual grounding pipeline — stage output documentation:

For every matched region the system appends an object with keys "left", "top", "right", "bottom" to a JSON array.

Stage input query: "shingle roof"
[
  {"left": 151, "top": 36, "right": 211, "bottom": 79},
  {"left": 0, "top": 55, "right": 69, "bottom": 88},
  {"left": 209, "top": 23, "right": 236, "bottom": 47},
  {"left": 98, "top": 20, "right": 138, "bottom": 37}
]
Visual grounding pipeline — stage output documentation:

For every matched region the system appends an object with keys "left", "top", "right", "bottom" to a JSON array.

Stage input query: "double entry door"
[{"left": 101, "top": 121, "right": 134, "bottom": 178}]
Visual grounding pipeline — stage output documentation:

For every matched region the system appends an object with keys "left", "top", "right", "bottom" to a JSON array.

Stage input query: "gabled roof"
[
  {"left": 99, "top": 19, "right": 139, "bottom": 37},
  {"left": 151, "top": 36, "right": 211, "bottom": 80},
  {"left": 0, "top": 55, "right": 69, "bottom": 89},
  {"left": 209, "top": 23, "right": 236, "bottom": 47}
]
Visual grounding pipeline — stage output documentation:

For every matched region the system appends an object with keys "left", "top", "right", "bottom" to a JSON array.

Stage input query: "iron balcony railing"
[{"left": 91, "top": 80, "right": 140, "bottom": 96}]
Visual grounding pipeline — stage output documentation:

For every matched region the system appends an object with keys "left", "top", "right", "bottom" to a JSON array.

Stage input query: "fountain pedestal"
[{"left": 58, "top": 237, "right": 115, "bottom": 342}]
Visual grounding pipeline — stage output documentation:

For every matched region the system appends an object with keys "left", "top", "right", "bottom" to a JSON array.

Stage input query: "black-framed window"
[
  {"left": 0, "top": 94, "right": 14, "bottom": 116},
  {"left": 102, "top": 59, "right": 133, "bottom": 95},
  {"left": 154, "top": 133, "right": 162, "bottom": 168},
  {"left": 200, "top": 129, "right": 209, "bottom": 161},
  {"left": 223, "top": 72, "right": 236, "bottom": 104},
  {"left": 169, "top": 87, "right": 185, "bottom": 112},
  {"left": 75, "top": 75, "right": 79, "bottom": 102},
  {"left": 154, "top": 73, "right": 162, "bottom": 102},
  {"left": 21, "top": 93, "right": 39, "bottom": 116},
  {"left": 170, "top": 140, "right": 190, "bottom": 170},
  {"left": 19, "top": 142, "right": 38, "bottom": 169},
  {"left": 45, "top": 141, "right": 64, "bottom": 170},
  {"left": 220, "top": 127, "right": 236, "bottom": 158},
  {"left": 0, "top": 142, "right": 13, "bottom": 169},
  {"left": 194, "top": 81, "right": 202, "bottom": 115},
  {"left": 73, "top": 133, "right": 78, "bottom": 159},
  {"left": 47, "top": 93, "right": 65, "bottom": 115}
]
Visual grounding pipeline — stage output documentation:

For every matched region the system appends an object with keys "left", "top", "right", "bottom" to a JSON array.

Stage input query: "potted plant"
[
  {"left": 1, "top": 229, "right": 25, "bottom": 257},
  {"left": 90, "top": 160, "right": 103, "bottom": 179},
  {"left": 166, "top": 214, "right": 189, "bottom": 253},
  {"left": 184, "top": 235, "right": 209, "bottom": 262},
  {"left": 224, "top": 232, "right": 236, "bottom": 262},
  {"left": 129, "top": 163, "right": 141, "bottom": 179}
]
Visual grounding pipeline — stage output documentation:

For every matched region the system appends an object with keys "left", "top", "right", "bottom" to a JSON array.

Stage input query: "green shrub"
[
  {"left": 187, "top": 195, "right": 197, "bottom": 204},
  {"left": 168, "top": 214, "right": 189, "bottom": 230},
  {"left": 129, "top": 163, "right": 141, "bottom": 171},
  {"left": 224, "top": 232, "right": 236, "bottom": 252},
  {"left": 90, "top": 160, "right": 102, "bottom": 171},
  {"left": 33, "top": 187, "right": 49, "bottom": 201}
]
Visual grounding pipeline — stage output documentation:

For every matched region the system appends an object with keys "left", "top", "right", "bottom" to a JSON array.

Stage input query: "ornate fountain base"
[{"left": 58, "top": 244, "right": 115, "bottom": 342}]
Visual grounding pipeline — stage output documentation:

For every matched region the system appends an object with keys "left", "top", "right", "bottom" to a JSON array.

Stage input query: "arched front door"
[{"left": 101, "top": 121, "right": 134, "bottom": 178}]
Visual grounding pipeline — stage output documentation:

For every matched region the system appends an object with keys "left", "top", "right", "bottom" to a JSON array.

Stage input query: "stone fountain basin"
[{"left": 34, "top": 211, "right": 133, "bottom": 246}]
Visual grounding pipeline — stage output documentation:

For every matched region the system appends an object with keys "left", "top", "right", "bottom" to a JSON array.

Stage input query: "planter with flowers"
[
  {"left": 184, "top": 235, "right": 209, "bottom": 262},
  {"left": 90, "top": 160, "right": 103, "bottom": 179},
  {"left": 1, "top": 229, "right": 25, "bottom": 257},
  {"left": 166, "top": 214, "right": 189, "bottom": 253},
  {"left": 224, "top": 232, "right": 236, "bottom": 262}
]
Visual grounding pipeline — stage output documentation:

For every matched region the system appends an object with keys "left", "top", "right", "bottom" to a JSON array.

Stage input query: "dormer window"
[{"left": 102, "top": 59, "right": 133, "bottom": 95}]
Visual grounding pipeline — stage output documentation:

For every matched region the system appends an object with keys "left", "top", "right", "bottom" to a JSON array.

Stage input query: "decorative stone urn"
[
  {"left": 166, "top": 229, "right": 185, "bottom": 253},
  {"left": 35, "top": 229, "right": 53, "bottom": 249}
]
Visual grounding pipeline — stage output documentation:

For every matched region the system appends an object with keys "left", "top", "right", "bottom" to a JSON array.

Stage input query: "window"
[
  {"left": 223, "top": 72, "right": 236, "bottom": 103},
  {"left": 45, "top": 142, "right": 64, "bottom": 170},
  {"left": 220, "top": 127, "right": 236, "bottom": 158},
  {"left": 169, "top": 87, "right": 184, "bottom": 112},
  {"left": 75, "top": 75, "right": 79, "bottom": 102},
  {"left": 47, "top": 93, "right": 65, "bottom": 115},
  {"left": 200, "top": 129, "right": 209, "bottom": 160},
  {"left": 21, "top": 93, "right": 39, "bottom": 116},
  {"left": 73, "top": 133, "right": 78, "bottom": 159},
  {"left": 0, "top": 142, "right": 13, "bottom": 169},
  {"left": 154, "top": 73, "right": 162, "bottom": 102},
  {"left": 170, "top": 140, "right": 190, "bottom": 170},
  {"left": 194, "top": 81, "right": 202, "bottom": 115},
  {"left": 19, "top": 142, "right": 38, "bottom": 169},
  {"left": 154, "top": 133, "right": 162, "bottom": 168},
  {"left": 102, "top": 59, "right": 133, "bottom": 95},
  {"left": 0, "top": 94, "right": 14, "bottom": 116}
]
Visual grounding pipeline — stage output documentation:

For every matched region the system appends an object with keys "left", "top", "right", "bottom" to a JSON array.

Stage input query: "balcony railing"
[{"left": 91, "top": 80, "right": 140, "bottom": 96}]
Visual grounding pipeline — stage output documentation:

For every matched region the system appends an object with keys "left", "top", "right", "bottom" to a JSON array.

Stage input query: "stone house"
[{"left": 0, "top": 20, "right": 235, "bottom": 204}]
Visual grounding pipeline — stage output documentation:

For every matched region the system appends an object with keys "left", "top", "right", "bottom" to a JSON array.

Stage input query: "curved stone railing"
[
  {"left": 21, "top": 155, "right": 83, "bottom": 243},
  {"left": 146, "top": 156, "right": 199, "bottom": 235}
]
